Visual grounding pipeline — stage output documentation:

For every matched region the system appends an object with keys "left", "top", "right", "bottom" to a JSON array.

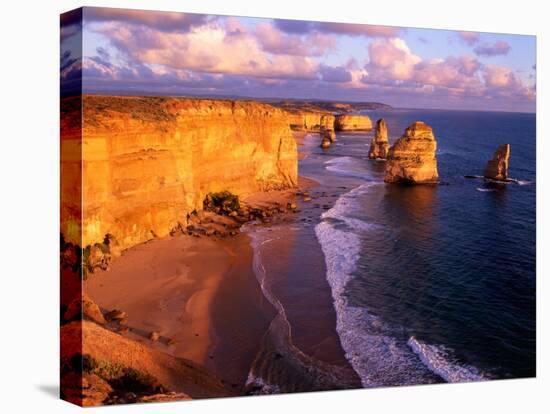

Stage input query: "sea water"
[{"left": 247, "top": 108, "right": 536, "bottom": 391}]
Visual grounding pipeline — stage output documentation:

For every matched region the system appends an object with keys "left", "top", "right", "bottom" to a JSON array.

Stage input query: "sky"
[{"left": 60, "top": 7, "right": 536, "bottom": 112}]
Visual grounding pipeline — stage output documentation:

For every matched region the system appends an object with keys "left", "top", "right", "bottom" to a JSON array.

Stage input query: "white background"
[{"left": 0, "top": 0, "right": 547, "bottom": 412}]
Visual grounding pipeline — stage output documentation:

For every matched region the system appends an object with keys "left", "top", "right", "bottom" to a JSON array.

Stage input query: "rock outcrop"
[
  {"left": 61, "top": 320, "right": 232, "bottom": 406},
  {"left": 320, "top": 136, "right": 332, "bottom": 149},
  {"left": 334, "top": 114, "right": 373, "bottom": 131},
  {"left": 368, "top": 118, "right": 390, "bottom": 159},
  {"left": 483, "top": 144, "right": 510, "bottom": 181},
  {"left": 61, "top": 95, "right": 298, "bottom": 251},
  {"left": 320, "top": 114, "right": 336, "bottom": 144},
  {"left": 287, "top": 111, "right": 327, "bottom": 132},
  {"left": 384, "top": 122, "right": 439, "bottom": 184}
]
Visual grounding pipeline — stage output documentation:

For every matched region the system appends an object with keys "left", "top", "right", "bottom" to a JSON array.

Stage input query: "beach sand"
[{"left": 84, "top": 179, "right": 317, "bottom": 390}]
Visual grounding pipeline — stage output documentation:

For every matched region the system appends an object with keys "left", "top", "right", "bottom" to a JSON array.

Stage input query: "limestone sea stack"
[
  {"left": 334, "top": 114, "right": 373, "bottom": 131},
  {"left": 320, "top": 114, "right": 336, "bottom": 145},
  {"left": 384, "top": 121, "right": 439, "bottom": 184},
  {"left": 483, "top": 144, "right": 510, "bottom": 181},
  {"left": 368, "top": 118, "right": 390, "bottom": 159}
]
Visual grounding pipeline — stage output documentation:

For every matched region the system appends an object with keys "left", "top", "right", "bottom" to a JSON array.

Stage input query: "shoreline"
[{"left": 83, "top": 174, "right": 320, "bottom": 392}]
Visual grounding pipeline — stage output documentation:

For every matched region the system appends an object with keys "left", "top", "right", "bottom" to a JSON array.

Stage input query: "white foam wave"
[
  {"left": 476, "top": 187, "right": 497, "bottom": 192},
  {"left": 245, "top": 372, "right": 281, "bottom": 395},
  {"left": 315, "top": 184, "right": 438, "bottom": 387},
  {"left": 407, "top": 337, "right": 487, "bottom": 383},
  {"left": 324, "top": 156, "right": 373, "bottom": 180}
]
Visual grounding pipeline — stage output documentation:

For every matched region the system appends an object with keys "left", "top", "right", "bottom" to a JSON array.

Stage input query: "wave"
[
  {"left": 315, "top": 184, "right": 440, "bottom": 387},
  {"left": 324, "top": 156, "right": 374, "bottom": 180},
  {"left": 243, "top": 225, "right": 359, "bottom": 394},
  {"left": 315, "top": 184, "right": 490, "bottom": 386},
  {"left": 476, "top": 187, "right": 497, "bottom": 192},
  {"left": 407, "top": 337, "right": 487, "bottom": 383}
]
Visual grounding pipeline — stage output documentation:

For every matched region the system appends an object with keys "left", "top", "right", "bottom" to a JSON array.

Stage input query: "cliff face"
[
  {"left": 483, "top": 144, "right": 510, "bottom": 181},
  {"left": 287, "top": 111, "right": 327, "bottom": 131},
  {"left": 384, "top": 122, "right": 439, "bottom": 184},
  {"left": 368, "top": 118, "right": 390, "bottom": 159},
  {"left": 334, "top": 114, "right": 372, "bottom": 131},
  {"left": 61, "top": 96, "right": 297, "bottom": 250}
]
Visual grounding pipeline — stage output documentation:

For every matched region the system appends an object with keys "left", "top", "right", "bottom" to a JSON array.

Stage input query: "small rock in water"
[{"left": 303, "top": 196, "right": 312, "bottom": 202}]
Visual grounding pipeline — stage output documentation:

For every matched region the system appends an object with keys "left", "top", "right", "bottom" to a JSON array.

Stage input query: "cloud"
[
  {"left": 474, "top": 41, "right": 511, "bottom": 57},
  {"left": 273, "top": 19, "right": 401, "bottom": 37},
  {"left": 413, "top": 55, "right": 483, "bottom": 91},
  {"left": 483, "top": 64, "right": 518, "bottom": 87},
  {"left": 255, "top": 22, "right": 336, "bottom": 56},
  {"left": 457, "top": 31, "right": 480, "bottom": 46},
  {"left": 318, "top": 64, "right": 352, "bottom": 83},
  {"left": 89, "top": 19, "right": 320, "bottom": 81},
  {"left": 366, "top": 38, "right": 421, "bottom": 81},
  {"left": 481, "top": 64, "right": 534, "bottom": 99},
  {"left": 83, "top": 7, "right": 210, "bottom": 33}
]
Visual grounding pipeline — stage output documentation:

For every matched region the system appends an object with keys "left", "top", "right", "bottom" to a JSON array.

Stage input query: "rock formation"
[
  {"left": 287, "top": 111, "right": 327, "bottom": 132},
  {"left": 319, "top": 114, "right": 336, "bottom": 147},
  {"left": 320, "top": 114, "right": 336, "bottom": 135},
  {"left": 61, "top": 95, "right": 298, "bottom": 251},
  {"left": 60, "top": 320, "right": 232, "bottom": 406},
  {"left": 483, "top": 144, "right": 510, "bottom": 181},
  {"left": 384, "top": 121, "right": 439, "bottom": 184},
  {"left": 368, "top": 118, "right": 390, "bottom": 159},
  {"left": 320, "top": 136, "right": 332, "bottom": 149},
  {"left": 334, "top": 114, "right": 373, "bottom": 131}
]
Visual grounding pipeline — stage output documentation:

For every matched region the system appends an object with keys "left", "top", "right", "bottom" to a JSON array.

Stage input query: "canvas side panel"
[{"left": 60, "top": 7, "right": 84, "bottom": 407}]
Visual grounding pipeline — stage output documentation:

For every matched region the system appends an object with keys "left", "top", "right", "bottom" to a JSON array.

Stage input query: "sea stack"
[
  {"left": 384, "top": 121, "right": 439, "bottom": 184},
  {"left": 334, "top": 114, "right": 373, "bottom": 131},
  {"left": 368, "top": 118, "right": 390, "bottom": 159},
  {"left": 320, "top": 114, "right": 336, "bottom": 145},
  {"left": 483, "top": 144, "right": 510, "bottom": 181}
]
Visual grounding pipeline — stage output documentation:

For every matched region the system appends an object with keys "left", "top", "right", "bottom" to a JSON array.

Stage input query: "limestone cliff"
[
  {"left": 334, "top": 114, "right": 372, "bottom": 131},
  {"left": 61, "top": 95, "right": 298, "bottom": 250},
  {"left": 384, "top": 122, "right": 439, "bottom": 184},
  {"left": 483, "top": 144, "right": 510, "bottom": 181},
  {"left": 287, "top": 111, "right": 328, "bottom": 131},
  {"left": 368, "top": 118, "right": 390, "bottom": 159}
]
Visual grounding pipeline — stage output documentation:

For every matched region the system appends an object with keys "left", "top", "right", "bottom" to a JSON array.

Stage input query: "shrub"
[{"left": 203, "top": 191, "right": 240, "bottom": 215}]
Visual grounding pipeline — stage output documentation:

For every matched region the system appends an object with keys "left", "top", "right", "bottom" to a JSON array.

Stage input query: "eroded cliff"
[
  {"left": 61, "top": 95, "right": 298, "bottom": 250},
  {"left": 334, "top": 114, "right": 373, "bottom": 131}
]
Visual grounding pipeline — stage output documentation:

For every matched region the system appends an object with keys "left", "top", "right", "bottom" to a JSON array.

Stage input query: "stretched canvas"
[{"left": 60, "top": 6, "right": 536, "bottom": 406}]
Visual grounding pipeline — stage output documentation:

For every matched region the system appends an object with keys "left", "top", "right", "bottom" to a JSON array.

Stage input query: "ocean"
[{"left": 244, "top": 108, "right": 536, "bottom": 392}]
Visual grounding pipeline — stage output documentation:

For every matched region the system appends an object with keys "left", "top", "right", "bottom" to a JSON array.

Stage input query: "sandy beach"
[{"left": 84, "top": 176, "right": 318, "bottom": 390}]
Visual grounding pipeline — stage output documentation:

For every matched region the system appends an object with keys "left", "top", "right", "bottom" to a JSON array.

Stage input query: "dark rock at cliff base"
[
  {"left": 64, "top": 294, "right": 106, "bottom": 325},
  {"left": 483, "top": 144, "right": 510, "bottom": 181},
  {"left": 368, "top": 118, "right": 390, "bottom": 159},
  {"left": 105, "top": 309, "right": 127, "bottom": 322},
  {"left": 384, "top": 121, "right": 439, "bottom": 184},
  {"left": 320, "top": 136, "right": 332, "bottom": 149}
]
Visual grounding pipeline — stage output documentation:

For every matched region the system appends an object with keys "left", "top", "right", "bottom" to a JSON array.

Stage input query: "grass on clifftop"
[{"left": 82, "top": 95, "right": 177, "bottom": 126}]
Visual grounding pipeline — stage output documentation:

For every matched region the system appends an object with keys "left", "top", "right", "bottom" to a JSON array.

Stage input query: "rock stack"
[
  {"left": 483, "top": 144, "right": 510, "bottom": 181},
  {"left": 368, "top": 118, "right": 390, "bottom": 159},
  {"left": 384, "top": 121, "right": 439, "bottom": 184},
  {"left": 320, "top": 114, "right": 336, "bottom": 148}
]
